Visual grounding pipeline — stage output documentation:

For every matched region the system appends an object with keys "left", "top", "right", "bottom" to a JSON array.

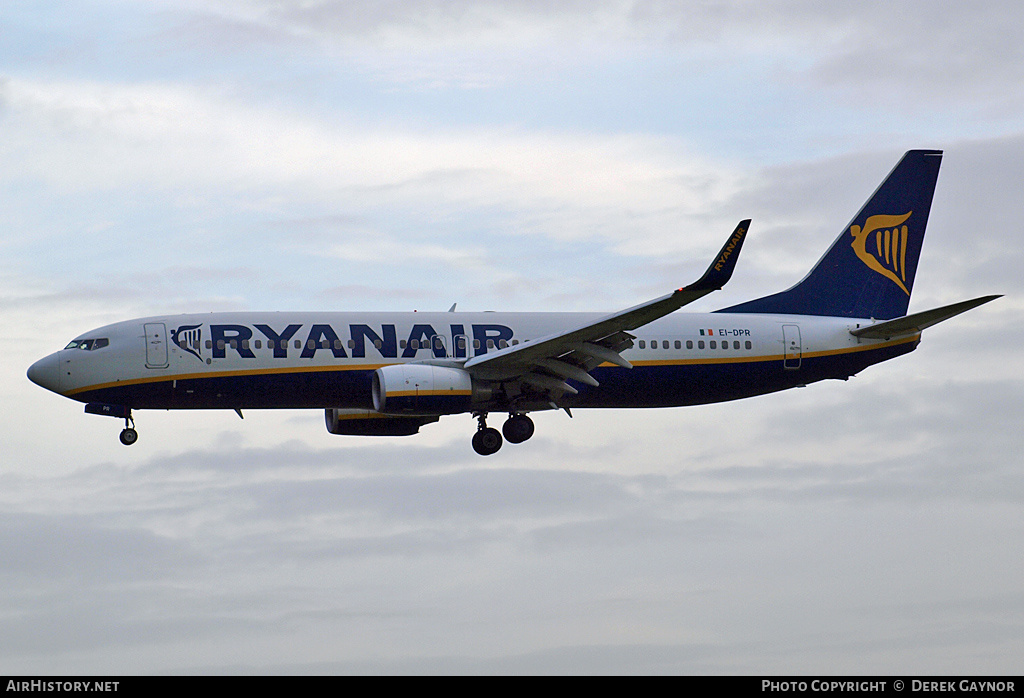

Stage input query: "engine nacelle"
[
  {"left": 373, "top": 364, "right": 486, "bottom": 416},
  {"left": 325, "top": 408, "right": 439, "bottom": 436}
]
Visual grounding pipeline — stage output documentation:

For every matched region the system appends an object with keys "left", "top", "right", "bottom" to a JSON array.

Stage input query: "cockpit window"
[{"left": 64, "top": 338, "right": 109, "bottom": 351}]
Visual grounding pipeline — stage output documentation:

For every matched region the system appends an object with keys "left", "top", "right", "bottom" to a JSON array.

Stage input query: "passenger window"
[
  {"left": 254, "top": 340, "right": 262, "bottom": 349},
  {"left": 474, "top": 339, "right": 481, "bottom": 349},
  {"left": 374, "top": 339, "right": 382, "bottom": 349},
  {"left": 710, "top": 340, "right": 716, "bottom": 349},
  {"left": 662, "top": 341, "right": 669, "bottom": 349},
  {"left": 217, "top": 340, "right": 225, "bottom": 350},
  {"left": 294, "top": 340, "right": 301, "bottom": 349},
  {"left": 638, "top": 340, "right": 645, "bottom": 349},
  {"left": 674, "top": 340, "right": 681, "bottom": 349},
  {"left": 487, "top": 339, "right": 495, "bottom": 349},
  {"left": 686, "top": 340, "right": 693, "bottom": 350},
  {"left": 698, "top": 340, "right": 704, "bottom": 349},
  {"left": 411, "top": 339, "right": 419, "bottom": 350},
  {"left": 733, "top": 341, "right": 740, "bottom": 350},
  {"left": 499, "top": 339, "right": 508, "bottom": 348},
  {"left": 206, "top": 340, "right": 213, "bottom": 349},
  {"left": 745, "top": 341, "right": 752, "bottom": 350}
]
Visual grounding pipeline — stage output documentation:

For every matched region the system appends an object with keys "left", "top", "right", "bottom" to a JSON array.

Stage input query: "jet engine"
[
  {"left": 325, "top": 408, "right": 438, "bottom": 436},
  {"left": 372, "top": 364, "right": 490, "bottom": 416}
]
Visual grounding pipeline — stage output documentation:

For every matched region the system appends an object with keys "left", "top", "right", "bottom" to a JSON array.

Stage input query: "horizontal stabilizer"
[{"left": 850, "top": 295, "right": 1001, "bottom": 339}]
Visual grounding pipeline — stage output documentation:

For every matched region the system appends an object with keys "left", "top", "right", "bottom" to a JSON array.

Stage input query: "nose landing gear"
[
  {"left": 119, "top": 413, "right": 138, "bottom": 446},
  {"left": 84, "top": 403, "right": 138, "bottom": 446}
]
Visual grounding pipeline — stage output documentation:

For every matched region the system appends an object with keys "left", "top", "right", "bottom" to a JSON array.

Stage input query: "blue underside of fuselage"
[{"left": 70, "top": 340, "right": 918, "bottom": 412}]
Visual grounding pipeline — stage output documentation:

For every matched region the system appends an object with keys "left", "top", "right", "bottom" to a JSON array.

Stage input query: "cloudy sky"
[{"left": 2, "top": 0, "right": 1023, "bottom": 674}]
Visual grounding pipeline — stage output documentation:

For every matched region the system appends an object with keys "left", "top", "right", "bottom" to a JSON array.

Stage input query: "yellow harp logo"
[{"left": 849, "top": 212, "right": 913, "bottom": 295}]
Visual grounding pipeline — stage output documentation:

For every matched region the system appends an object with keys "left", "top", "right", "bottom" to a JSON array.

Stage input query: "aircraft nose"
[{"left": 27, "top": 352, "right": 62, "bottom": 394}]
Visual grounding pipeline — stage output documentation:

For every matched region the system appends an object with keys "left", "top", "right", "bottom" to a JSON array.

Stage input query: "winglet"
[
  {"left": 682, "top": 219, "right": 750, "bottom": 293},
  {"left": 464, "top": 220, "right": 753, "bottom": 380}
]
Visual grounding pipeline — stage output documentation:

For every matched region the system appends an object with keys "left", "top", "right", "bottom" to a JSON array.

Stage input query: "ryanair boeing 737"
[{"left": 28, "top": 150, "right": 999, "bottom": 455}]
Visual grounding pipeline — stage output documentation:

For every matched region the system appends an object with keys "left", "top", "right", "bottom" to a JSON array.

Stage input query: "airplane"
[{"left": 27, "top": 149, "right": 999, "bottom": 455}]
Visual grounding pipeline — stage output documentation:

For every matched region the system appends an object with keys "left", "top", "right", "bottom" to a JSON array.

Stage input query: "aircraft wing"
[{"left": 462, "top": 221, "right": 750, "bottom": 391}]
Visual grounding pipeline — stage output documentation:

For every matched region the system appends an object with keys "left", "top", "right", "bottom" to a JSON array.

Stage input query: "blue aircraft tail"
[{"left": 719, "top": 149, "right": 943, "bottom": 319}]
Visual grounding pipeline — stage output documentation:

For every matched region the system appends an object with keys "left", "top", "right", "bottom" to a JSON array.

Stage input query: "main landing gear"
[
  {"left": 471, "top": 412, "right": 535, "bottom": 456},
  {"left": 502, "top": 413, "right": 535, "bottom": 444}
]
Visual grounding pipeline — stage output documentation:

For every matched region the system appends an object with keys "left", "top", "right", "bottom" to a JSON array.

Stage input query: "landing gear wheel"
[
  {"left": 472, "top": 427, "right": 503, "bottom": 456},
  {"left": 119, "top": 411, "right": 137, "bottom": 446},
  {"left": 502, "top": 414, "right": 535, "bottom": 444}
]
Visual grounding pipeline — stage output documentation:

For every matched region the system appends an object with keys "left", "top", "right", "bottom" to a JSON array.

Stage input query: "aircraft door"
[
  {"left": 145, "top": 322, "right": 169, "bottom": 369},
  {"left": 782, "top": 324, "right": 801, "bottom": 370}
]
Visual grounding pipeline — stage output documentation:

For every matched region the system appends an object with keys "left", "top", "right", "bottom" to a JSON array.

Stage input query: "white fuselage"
[{"left": 30, "top": 310, "right": 919, "bottom": 412}]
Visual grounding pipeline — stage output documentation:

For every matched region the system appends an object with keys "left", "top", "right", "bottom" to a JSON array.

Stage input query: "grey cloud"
[
  {"left": 171, "top": 641, "right": 731, "bottom": 674},
  {"left": 3, "top": 418, "right": 1021, "bottom": 672},
  {"left": 206, "top": 0, "right": 625, "bottom": 40},
  {"left": 0, "top": 591, "right": 262, "bottom": 657},
  {"left": 0, "top": 512, "right": 200, "bottom": 583},
  {"left": 242, "top": 467, "right": 634, "bottom": 521},
  {"left": 807, "top": 2, "right": 1024, "bottom": 104}
]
